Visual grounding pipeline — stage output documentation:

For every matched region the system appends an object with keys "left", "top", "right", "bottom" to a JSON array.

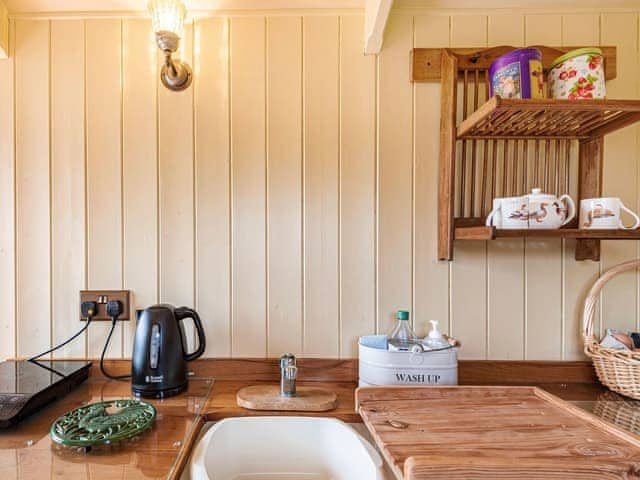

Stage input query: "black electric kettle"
[{"left": 131, "top": 304, "right": 206, "bottom": 398}]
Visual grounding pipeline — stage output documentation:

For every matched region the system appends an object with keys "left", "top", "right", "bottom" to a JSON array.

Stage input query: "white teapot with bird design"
[{"left": 525, "top": 188, "right": 575, "bottom": 229}]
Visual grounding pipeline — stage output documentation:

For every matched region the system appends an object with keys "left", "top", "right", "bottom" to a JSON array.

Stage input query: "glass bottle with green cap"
[{"left": 388, "top": 310, "right": 418, "bottom": 344}]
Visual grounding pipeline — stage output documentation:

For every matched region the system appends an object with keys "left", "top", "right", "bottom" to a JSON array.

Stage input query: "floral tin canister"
[
  {"left": 489, "top": 48, "right": 544, "bottom": 99},
  {"left": 548, "top": 48, "right": 606, "bottom": 99}
]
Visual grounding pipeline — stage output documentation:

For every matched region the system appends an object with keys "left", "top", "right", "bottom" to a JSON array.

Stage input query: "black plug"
[
  {"left": 106, "top": 300, "right": 123, "bottom": 321},
  {"left": 101, "top": 300, "right": 130, "bottom": 381},
  {"left": 81, "top": 301, "right": 99, "bottom": 320}
]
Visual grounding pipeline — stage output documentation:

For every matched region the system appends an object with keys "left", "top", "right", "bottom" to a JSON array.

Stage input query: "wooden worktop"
[
  {"left": 356, "top": 386, "right": 640, "bottom": 480},
  {"left": 0, "top": 358, "right": 624, "bottom": 480},
  {"left": 0, "top": 368, "right": 212, "bottom": 480}
]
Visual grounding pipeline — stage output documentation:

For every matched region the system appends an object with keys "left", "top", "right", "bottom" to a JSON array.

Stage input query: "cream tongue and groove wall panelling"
[
  {"left": 267, "top": 16, "right": 302, "bottom": 357},
  {"left": 51, "top": 19, "right": 85, "bottom": 358},
  {"left": 413, "top": 14, "right": 449, "bottom": 346},
  {"left": 304, "top": 16, "right": 340, "bottom": 357},
  {"left": 123, "top": 18, "right": 159, "bottom": 357},
  {"left": 1, "top": 7, "right": 640, "bottom": 360},
  {"left": 523, "top": 15, "right": 563, "bottom": 360},
  {"left": 0, "top": 0, "right": 8, "bottom": 58},
  {"left": 339, "top": 15, "right": 376, "bottom": 357},
  {"left": 195, "top": 17, "right": 231, "bottom": 357},
  {"left": 85, "top": 19, "right": 124, "bottom": 358},
  {"left": 561, "top": 14, "right": 600, "bottom": 360},
  {"left": 0, "top": 18, "right": 14, "bottom": 359},
  {"left": 486, "top": 14, "right": 525, "bottom": 360},
  {"left": 15, "top": 19, "right": 50, "bottom": 359},
  {"left": 600, "top": 13, "right": 640, "bottom": 344},
  {"left": 160, "top": 21, "right": 196, "bottom": 354},
  {"left": 377, "top": 13, "right": 413, "bottom": 337},
  {"left": 449, "top": 14, "right": 488, "bottom": 360},
  {"left": 231, "top": 17, "right": 267, "bottom": 356}
]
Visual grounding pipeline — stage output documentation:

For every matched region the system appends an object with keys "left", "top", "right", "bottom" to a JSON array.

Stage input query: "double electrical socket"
[{"left": 79, "top": 290, "right": 131, "bottom": 321}]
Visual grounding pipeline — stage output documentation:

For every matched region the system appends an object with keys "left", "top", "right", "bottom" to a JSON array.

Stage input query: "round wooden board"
[{"left": 236, "top": 385, "right": 338, "bottom": 412}]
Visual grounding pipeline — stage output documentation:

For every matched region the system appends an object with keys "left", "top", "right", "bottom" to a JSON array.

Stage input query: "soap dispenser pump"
[{"left": 423, "top": 320, "right": 450, "bottom": 350}]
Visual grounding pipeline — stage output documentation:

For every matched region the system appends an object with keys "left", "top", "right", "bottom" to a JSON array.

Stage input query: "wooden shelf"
[
  {"left": 457, "top": 97, "right": 640, "bottom": 140},
  {"left": 426, "top": 45, "right": 631, "bottom": 261},
  {"left": 455, "top": 226, "right": 640, "bottom": 241}
]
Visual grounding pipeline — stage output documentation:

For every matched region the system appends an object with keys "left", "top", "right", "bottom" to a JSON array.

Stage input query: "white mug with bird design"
[
  {"left": 526, "top": 188, "right": 575, "bottom": 229},
  {"left": 580, "top": 198, "right": 640, "bottom": 230}
]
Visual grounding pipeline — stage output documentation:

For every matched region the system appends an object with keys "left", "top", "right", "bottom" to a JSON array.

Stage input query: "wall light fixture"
[{"left": 148, "top": 0, "right": 192, "bottom": 91}]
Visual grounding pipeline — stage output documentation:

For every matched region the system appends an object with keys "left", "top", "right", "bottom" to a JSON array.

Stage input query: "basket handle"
[{"left": 583, "top": 259, "right": 640, "bottom": 340}]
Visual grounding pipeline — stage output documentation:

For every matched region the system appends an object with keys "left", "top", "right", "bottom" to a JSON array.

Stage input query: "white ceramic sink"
[{"left": 189, "top": 416, "right": 387, "bottom": 480}]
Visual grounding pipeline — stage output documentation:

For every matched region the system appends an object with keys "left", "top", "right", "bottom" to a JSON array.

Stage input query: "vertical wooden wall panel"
[
  {"left": 562, "top": 13, "right": 599, "bottom": 44},
  {"left": 561, "top": 13, "right": 601, "bottom": 359},
  {"left": 231, "top": 17, "right": 267, "bottom": 357},
  {"left": 0, "top": 20, "right": 14, "bottom": 360},
  {"left": 4, "top": 7, "right": 640, "bottom": 361},
  {"left": 15, "top": 20, "right": 50, "bottom": 358},
  {"left": 266, "top": 16, "right": 303, "bottom": 356},
  {"left": 450, "top": 15, "right": 488, "bottom": 359},
  {"left": 159, "top": 23, "right": 195, "bottom": 350},
  {"left": 486, "top": 14, "right": 525, "bottom": 359},
  {"left": 413, "top": 15, "right": 450, "bottom": 337},
  {"left": 340, "top": 15, "right": 376, "bottom": 356},
  {"left": 86, "top": 19, "right": 123, "bottom": 357},
  {"left": 377, "top": 14, "right": 413, "bottom": 336},
  {"left": 122, "top": 19, "right": 157, "bottom": 356},
  {"left": 51, "top": 20, "right": 86, "bottom": 358},
  {"left": 523, "top": 14, "right": 563, "bottom": 360},
  {"left": 487, "top": 14, "right": 524, "bottom": 46},
  {"left": 304, "top": 16, "right": 340, "bottom": 356},
  {"left": 195, "top": 17, "right": 231, "bottom": 357},
  {"left": 601, "top": 13, "right": 639, "bottom": 335}
]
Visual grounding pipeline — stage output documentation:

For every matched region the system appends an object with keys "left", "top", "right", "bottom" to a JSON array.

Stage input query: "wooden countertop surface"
[
  {"left": 0, "top": 370, "right": 212, "bottom": 480},
  {"left": 0, "top": 358, "right": 619, "bottom": 480},
  {"left": 356, "top": 386, "right": 640, "bottom": 480}
]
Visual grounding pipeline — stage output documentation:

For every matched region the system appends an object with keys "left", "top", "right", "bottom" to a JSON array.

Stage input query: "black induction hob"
[{"left": 0, "top": 360, "right": 92, "bottom": 428}]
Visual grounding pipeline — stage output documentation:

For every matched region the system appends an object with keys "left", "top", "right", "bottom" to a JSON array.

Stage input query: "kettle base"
[{"left": 132, "top": 382, "right": 187, "bottom": 399}]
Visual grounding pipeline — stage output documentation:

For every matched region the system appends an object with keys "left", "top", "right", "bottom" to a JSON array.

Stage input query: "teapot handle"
[{"left": 559, "top": 195, "right": 576, "bottom": 226}]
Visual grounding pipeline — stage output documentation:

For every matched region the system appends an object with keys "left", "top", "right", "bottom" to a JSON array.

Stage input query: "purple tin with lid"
[{"left": 489, "top": 48, "right": 544, "bottom": 99}]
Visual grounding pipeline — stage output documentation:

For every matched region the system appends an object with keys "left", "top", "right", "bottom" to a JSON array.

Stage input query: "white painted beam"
[
  {"left": 364, "top": 0, "right": 392, "bottom": 55},
  {"left": 0, "top": 0, "right": 8, "bottom": 58}
]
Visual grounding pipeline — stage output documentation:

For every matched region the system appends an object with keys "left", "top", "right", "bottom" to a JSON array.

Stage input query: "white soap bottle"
[{"left": 423, "top": 320, "right": 450, "bottom": 350}]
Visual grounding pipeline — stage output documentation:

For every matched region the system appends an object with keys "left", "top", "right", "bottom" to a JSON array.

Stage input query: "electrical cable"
[
  {"left": 28, "top": 320, "right": 92, "bottom": 362},
  {"left": 28, "top": 301, "right": 98, "bottom": 362},
  {"left": 99, "top": 319, "right": 130, "bottom": 380},
  {"left": 99, "top": 300, "right": 131, "bottom": 381}
]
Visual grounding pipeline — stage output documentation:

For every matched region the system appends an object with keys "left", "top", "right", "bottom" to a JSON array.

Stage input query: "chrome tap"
[{"left": 280, "top": 353, "right": 297, "bottom": 397}]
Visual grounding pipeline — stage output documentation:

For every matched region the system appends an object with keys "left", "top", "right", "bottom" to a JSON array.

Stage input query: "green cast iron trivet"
[{"left": 50, "top": 399, "right": 156, "bottom": 451}]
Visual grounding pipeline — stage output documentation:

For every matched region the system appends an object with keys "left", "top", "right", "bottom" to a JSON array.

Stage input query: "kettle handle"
[{"left": 175, "top": 307, "right": 206, "bottom": 362}]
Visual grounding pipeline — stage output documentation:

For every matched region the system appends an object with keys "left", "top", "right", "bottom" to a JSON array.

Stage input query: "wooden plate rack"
[{"left": 412, "top": 45, "right": 640, "bottom": 261}]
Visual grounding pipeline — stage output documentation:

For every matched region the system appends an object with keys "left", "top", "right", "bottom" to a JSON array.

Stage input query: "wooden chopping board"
[
  {"left": 237, "top": 385, "right": 337, "bottom": 412},
  {"left": 356, "top": 386, "right": 640, "bottom": 480}
]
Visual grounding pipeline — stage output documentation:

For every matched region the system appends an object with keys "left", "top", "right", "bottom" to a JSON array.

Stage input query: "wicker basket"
[
  {"left": 592, "top": 391, "right": 640, "bottom": 436},
  {"left": 583, "top": 259, "right": 640, "bottom": 400}
]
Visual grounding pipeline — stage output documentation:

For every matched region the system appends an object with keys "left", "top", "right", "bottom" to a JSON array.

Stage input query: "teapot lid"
[{"left": 528, "top": 187, "right": 555, "bottom": 200}]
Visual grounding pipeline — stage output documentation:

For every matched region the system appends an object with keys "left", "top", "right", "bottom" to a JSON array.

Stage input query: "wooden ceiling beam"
[{"left": 364, "top": 0, "right": 392, "bottom": 55}]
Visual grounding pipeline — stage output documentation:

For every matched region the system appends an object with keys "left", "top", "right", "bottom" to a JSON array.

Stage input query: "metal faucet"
[{"left": 280, "top": 354, "right": 298, "bottom": 397}]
